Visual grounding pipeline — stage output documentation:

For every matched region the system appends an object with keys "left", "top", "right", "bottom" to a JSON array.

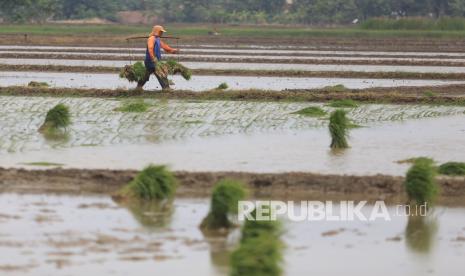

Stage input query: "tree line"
[{"left": 2, "top": 0, "right": 465, "bottom": 24}]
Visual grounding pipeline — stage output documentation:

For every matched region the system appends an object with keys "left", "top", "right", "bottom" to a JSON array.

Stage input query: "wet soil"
[
  {"left": 1, "top": 85, "right": 465, "bottom": 105},
  {"left": 1, "top": 167, "right": 464, "bottom": 204}
]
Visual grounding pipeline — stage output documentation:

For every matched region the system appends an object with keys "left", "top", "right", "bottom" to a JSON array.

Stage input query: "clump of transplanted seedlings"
[
  {"left": 217, "top": 82, "right": 229, "bottom": 90},
  {"left": 438, "top": 162, "right": 465, "bottom": 176},
  {"left": 404, "top": 159, "right": 438, "bottom": 206},
  {"left": 116, "top": 165, "right": 177, "bottom": 201},
  {"left": 230, "top": 207, "right": 283, "bottom": 276},
  {"left": 200, "top": 179, "right": 247, "bottom": 231},
  {"left": 327, "top": 99, "right": 359, "bottom": 108},
  {"left": 38, "top": 103, "right": 71, "bottom": 135},
  {"left": 329, "top": 109, "right": 350, "bottom": 149},
  {"left": 292, "top": 106, "right": 327, "bottom": 117},
  {"left": 396, "top": 157, "right": 435, "bottom": 165},
  {"left": 28, "top": 81, "right": 49, "bottom": 88},
  {"left": 115, "top": 99, "right": 151, "bottom": 113},
  {"left": 323, "top": 84, "right": 348, "bottom": 92}
]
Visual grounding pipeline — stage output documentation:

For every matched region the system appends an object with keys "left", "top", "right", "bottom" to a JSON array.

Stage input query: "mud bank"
[
  {"left": 1, "top": 85, "right": 465, "bottom": 105},
  {"left": 4, "top": 64, "right": 465, "bottom": 80},
  {"left": 1, "top": 167, "right": 464, "bottom": 203}
]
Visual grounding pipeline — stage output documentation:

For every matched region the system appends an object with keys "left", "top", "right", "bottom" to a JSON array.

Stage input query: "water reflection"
[
  {"left": 405, "top": 214, "right": 438, "bottom": 254},
  {"left": 114, "top": 198, "right": 174, "bottom": 230}
]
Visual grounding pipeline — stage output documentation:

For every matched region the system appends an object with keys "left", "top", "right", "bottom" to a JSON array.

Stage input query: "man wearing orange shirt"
[{"left": 137, "top": 25, "right": 179, "bottom": 90}]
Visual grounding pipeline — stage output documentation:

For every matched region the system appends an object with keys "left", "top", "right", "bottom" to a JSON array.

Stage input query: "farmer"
[{"left": 137, "top": 25, "right": 179, "bottom": 90}]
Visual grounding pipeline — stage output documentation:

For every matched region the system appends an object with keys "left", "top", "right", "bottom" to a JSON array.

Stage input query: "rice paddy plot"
[
  {"left": 0, "top": 193, "right": 464, "bottom": 276},
  {"left": 1, "top": 71, "right": 464, "bottom": 91}
]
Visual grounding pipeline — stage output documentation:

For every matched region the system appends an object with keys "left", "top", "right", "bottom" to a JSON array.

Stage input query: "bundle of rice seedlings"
[
  {"left": 329, "top": 109, "right": 350, "bottom": 149},
  {"left": 117, "top": 165, "right": 177, "bottom": 201},
  {"left": 438, "top": 162, "right": 465, "bottom": 176},
  {"left": 327, "top": 99, "right": 359, "bottom": 108},
  {"left": 217, "top": 82, "right": 229, "bottom": 90},
  {"left": 28, "top": 81, "right": 49, "bottom": 88},
  {"left": 119, "top": 61, "right": 147, "bottom": 83},
  {"left": 38, "top": 103, "right": 71, "bottom": 134},
  {"left": 115, "top": 100, "right": 150, "bottom": 113},
  {"left": 200, "top": 179, "right": 247, "bottom": 230},
  {"left": 230, "top": 208, "right": 283, "bottom": 276},
  {"left": 292, "top": 106, "right": 327, "bottom": 117},
  {"left": 163, "top": 59, "right": 192, "bottom": 80},
  {"left": 404, "top": 159, "right": 438, "bottom": 206},
  {"left": 323, "top": 84, "right": 347, "bottom": 92},
  {"left": 405, "top": 215, "right": 437, "bottom": 254}
]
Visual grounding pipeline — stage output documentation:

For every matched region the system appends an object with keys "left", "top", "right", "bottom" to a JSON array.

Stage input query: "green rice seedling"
[
  {"left": 327, "top": 99, "right": 359, "bottom": 108},
  {"left": 423, "top": 90, "right": 438, "bottom": 98},
  {"left": 164, "top": 59, "right": 192, "bottom": 80},
  {"left": 38, "top": 103, "right": 71, "bottom": 134},
  {"left": 404, "top": 159, "right": 438, "bottom": 206},
  {"left": 118, "top": 165, "right": 177, "bottom": 201},
  {"left": 217, "top": 82, "right": 229, "bottom": 90},
  {"left": 438, "top": 162, "right": 465, "bottom": 176},
  {"left": 329, "top": 109, "right": 350, "bottom": 149},
  {"left": 231, "top": 207, "right": 283, "bottom": 276},
  {"left": 28, "top": 81, "right": 49, "bottom": 88},
  {"left": 405, "top": 215, "right": 438, "bottom": 254},
  {"left": 119, "top": 61, "right": 147, "bottom": 83},
  {"left": 397, "top": 157, "right": 435, "bottom": 165},
  {"left": 115, "top": 100, "right": 150, "bottom": 113},
  {"left": 230, "top": 232, "right": 283, "bottom": 276},
  {"left": 323, "top": 84, "right": 347, "bottom": 92},
  {"left": 200, "top": 179, "right": 247, "bottom": 230},
  {"left": 292, "top": 106, "right": 327, "bottom": 117}
]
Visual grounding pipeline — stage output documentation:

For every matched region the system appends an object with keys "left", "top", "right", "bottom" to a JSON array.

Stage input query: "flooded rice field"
[
  {"left": 4, "top": 58, "right": 465, "bottom": 74},
  {"left": 0, "top": 96, "right": 464, "bottom": 175},
  {"left": 0, "top": 193, "right": 464, "bottom": 275},
  {"left": 2, "top": 71, "right": 464, "bottom": 91}
]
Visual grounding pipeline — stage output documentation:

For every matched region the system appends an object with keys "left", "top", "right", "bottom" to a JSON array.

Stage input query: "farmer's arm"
[
  {"left": 147, "top": 36, "right": 156, "bottom": 61},
  {"left": 160, "top": 40, "right": 179, "bottom": 54}
]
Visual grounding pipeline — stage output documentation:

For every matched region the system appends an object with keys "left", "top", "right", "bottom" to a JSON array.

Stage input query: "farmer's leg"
[
  {"left": 136, "top": 70, "right": 152, "bottom": 89},
  {"left": 155, "top": 73, "right": 170, "bottom": 90}
]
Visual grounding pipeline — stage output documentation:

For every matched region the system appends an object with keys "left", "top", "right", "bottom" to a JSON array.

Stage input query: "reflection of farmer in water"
[{"left": 137, "top": 25, "right": 179, "bottom": 90}]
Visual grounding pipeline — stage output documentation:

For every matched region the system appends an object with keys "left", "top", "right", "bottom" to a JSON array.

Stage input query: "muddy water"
[
  {"left": 1, "top": 71, "right": 464, "bottom": 91},
  {"left": 0, "top": 193, "right": 464, "bottom": 276},
  {"left": 3, "top": 58, "right": 465, "bottom": 74},
  {"left": 0, "top": 96, "right": 464, "bottom": 175}
]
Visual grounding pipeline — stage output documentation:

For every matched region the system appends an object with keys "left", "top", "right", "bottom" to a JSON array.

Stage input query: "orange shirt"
[{"left": 147, "top": 36, "right": 176, "bottom": 61}]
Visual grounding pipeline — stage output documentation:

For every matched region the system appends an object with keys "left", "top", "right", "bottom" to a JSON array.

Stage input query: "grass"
[
  {"left": 323, "top": 84, "right": 348, "bottom": 92},
  {"left": 217, "top": 82, "right": 229, "bottom": 90},
  {"left": 21, "top": 162, "right": 64, "bottom": 167},
  {"left": 292, "top": 106, "right": 327, "bottom": 117},
  {"left": 397, "top": 157, "right": 435, "bottom": 165},
  {"left": 230, "top": 207, "right": 283, "bottom": 276},
  {"left": 404, "top": 159, "right": 438, "bottom": 206},
  {"left": 438, "top": 162, "right": 465, "bottom": 176},
  {"left": 38, "top": 103, "right": 71, "bottom": 134},
  {"left": 27, "top": 81, "right": 49, "bottom": 88},
  {"left": 361, "top": 17, "right": 465, "bottom": 31},
  {"left": 115, "top": 100, "right": 151, "bottom": 112},
  {"left": 329, "top": 109, "right": 350, "bottom": 149},
  {"left": 5, "top": 23, "right": 465, "bottom": 38},
  {"left": 118, "top": 165, "right": 177, "bottom": 201},
  {"left": 200, "top": 179, "right": 247, "bottom": 230},
  {"left": 326, "top": 99, "right": 359, "bottom": 108},
  {"left": 424, "top": 90, "right": 438, "bottom": 98}
]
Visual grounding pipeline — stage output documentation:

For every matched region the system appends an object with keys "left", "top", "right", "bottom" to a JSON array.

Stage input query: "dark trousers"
[{"left": 137, "top": 66, "right": 170, "bottom": 89}]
